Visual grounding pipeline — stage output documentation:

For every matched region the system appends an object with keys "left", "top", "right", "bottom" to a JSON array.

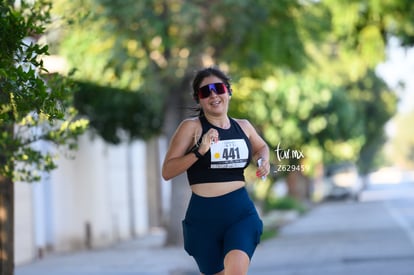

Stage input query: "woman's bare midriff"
[{"left": 190, "top": 180, "right": 246, "bottom": 197}]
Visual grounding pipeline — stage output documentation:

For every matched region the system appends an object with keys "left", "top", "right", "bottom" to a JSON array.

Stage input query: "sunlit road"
[{"left": 250, "top": 173, "right": 414, "bottom": 275}]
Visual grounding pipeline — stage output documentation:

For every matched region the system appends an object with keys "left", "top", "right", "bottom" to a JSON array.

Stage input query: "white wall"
[
  {"left": 15, "top": 131, "right": 158, "bottom": 265},
  {"left": 49, "top": 133, "right": 150, "bottom": 251},
  {"left": 14, "top": 181, "right": 35, "bottom": 265},
  {"left": 50, "top": 133, "right": 113, "bottom": 251},
  {"left": 130, "top": 141, "right": 149, "bottom": 235},
  {"left": 158, "top": 137, "right": 171, "bottom": 225}
]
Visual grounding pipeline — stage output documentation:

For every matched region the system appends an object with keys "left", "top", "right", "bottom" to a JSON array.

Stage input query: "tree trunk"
[
  {"left": 0, "top": 175, "right": 14, "bottom": 275},
  {"left": 146, "top": 138, "right": 163, "bottom": 229},
  {"left": 286, "top": 171, "right": 299, "bottom": 199},
  {"left": 163, "top": 74, "right": 194, "bottom": 246},
  {"left": 286, "top": 170, "right": 310, "bottom": 202},
  {"left": 0, "top": 122, "right": 15, "bottom": 275},
  {"left": 164, "top": 173, "right": 191, "bottom": 246}
]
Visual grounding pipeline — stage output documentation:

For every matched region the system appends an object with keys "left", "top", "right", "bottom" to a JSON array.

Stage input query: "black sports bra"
[{"left": 186, "top": 116, "right": 252, "bottom": 185}]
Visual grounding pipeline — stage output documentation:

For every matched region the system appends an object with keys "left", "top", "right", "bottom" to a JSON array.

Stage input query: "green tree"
[
  {"left": 0, "top": 1, "right": 87, "bottom": 274},
  {"left": 53, "top": 0, "right": 312, "bottom": 246},
  {"left": 313, "top": 0, "right": 406, "bottom": 173},
  {"left": 231, "top": 0, "right": 405, "bottom": 199},
  {"left": 52, "top": 0, "right": 414, "bottom": 245},
  {"left": 73, "top": 81, "right": 163, "bottom": 144}
]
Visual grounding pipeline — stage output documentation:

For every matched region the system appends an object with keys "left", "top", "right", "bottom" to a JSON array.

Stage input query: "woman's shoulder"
[
  {"left": 232, "top": 118, "right": 255, "bottom": 135},
  {"left": 232, "top": 118, "right": 252, "bottom": 128},
  {"left": 178, "top": 117, "right": 201, "bottom": 130},
  {"left": 182, "top": 117, "right": 200, "bottom": 125}
]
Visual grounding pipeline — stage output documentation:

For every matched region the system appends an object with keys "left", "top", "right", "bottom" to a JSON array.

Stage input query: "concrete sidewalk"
[
  {"left": 15, "top": 213, "right": 296, "bottom": 275},
  {"left": 16, "top": 196, "right": 414, "bottom": 275},
  {"left": 15, "top": 209, "right": 299, "bottom": 275},
  {"left": 16, "top": 229, "right": 197, "bottom": 275}
]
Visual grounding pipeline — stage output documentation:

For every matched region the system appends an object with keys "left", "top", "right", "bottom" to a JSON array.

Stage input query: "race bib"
[{"left": 210, "top": 139, "right": 249, "bottom": 169}]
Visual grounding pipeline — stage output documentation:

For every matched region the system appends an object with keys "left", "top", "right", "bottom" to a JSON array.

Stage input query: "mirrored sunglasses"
[{"left": 198, "top": 82, "right": 228, "bottom": 99}]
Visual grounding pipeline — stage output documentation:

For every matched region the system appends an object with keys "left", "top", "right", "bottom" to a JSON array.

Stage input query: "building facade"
[{"left": 15, "top": 132, "right": 169, "bottom": 265}]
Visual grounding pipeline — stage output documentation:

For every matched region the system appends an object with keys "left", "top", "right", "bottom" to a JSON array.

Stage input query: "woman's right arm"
[{"left": 162, "top": 120, "right": 199, "bottom": 180}]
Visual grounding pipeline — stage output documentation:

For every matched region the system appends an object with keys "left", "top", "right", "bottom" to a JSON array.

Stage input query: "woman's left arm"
[{"left": 239, "top": 119, "right": 270, "bottom": 178}]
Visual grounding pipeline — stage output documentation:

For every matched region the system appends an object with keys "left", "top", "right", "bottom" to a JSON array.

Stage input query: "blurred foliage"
[
  {"left": 264, "top": 195, "right": 307, "bottom": 214},
  {"left": 51, "top": 0, "right": 320, "bottom": 246},
  {"left": 39, "top": 0, "right": 414, "bottom": 246},
  {"left": 260, "top": 229, "right": 277, "bottom": 242},
  {"left": 230, "top": 0, "right": 405, "bottom": 177},
  {"left": 49, "top": 0, "right": 414, "bottom": 176},
  {"left": 51, "top": 0, "right": 411, "bottom": 177},
  {"left": 51, "top": 0, "right": 319, "bottom": 141},
  {"left": 74, "top": 81, "right": 163, "bottom": 144},
  {"left": 0, "top": 0, "right": 88, "bottom": 182}
]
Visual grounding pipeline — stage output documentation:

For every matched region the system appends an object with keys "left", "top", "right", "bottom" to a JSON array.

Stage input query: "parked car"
[{"left": 323, "top": 162, "right": 363, "bottom": 201}]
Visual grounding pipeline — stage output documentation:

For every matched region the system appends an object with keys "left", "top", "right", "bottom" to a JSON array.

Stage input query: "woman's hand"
[
  {"left": 198, "top": 128, "right": 219, "bottom": 155},
  {"left": 256, "top": 158, "right": 270, "bottom": 179}
]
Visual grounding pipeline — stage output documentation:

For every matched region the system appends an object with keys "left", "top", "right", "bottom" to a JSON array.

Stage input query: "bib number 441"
[
  {"left": 210, "top": 139, "right": 249, "bottom": 168},
  {"left": 222, "top": 147, "right": 240, "bottom": 160}
]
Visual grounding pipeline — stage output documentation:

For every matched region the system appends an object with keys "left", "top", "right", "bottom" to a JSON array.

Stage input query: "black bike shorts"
[{"left": 182, "top": 187, "right": 263, "bottom": 275}]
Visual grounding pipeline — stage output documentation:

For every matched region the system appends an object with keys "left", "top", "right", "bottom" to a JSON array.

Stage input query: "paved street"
[
  {"left": 16, "top": 175, "right": 414, "bottom": 275},
  {"left": 250, "top": 180, "right": 414, "bottom": 275}
]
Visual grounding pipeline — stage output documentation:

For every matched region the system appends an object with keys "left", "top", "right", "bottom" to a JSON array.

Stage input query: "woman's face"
[{"left": 198, "top": 75, "right": 230, "bottom": 116}]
